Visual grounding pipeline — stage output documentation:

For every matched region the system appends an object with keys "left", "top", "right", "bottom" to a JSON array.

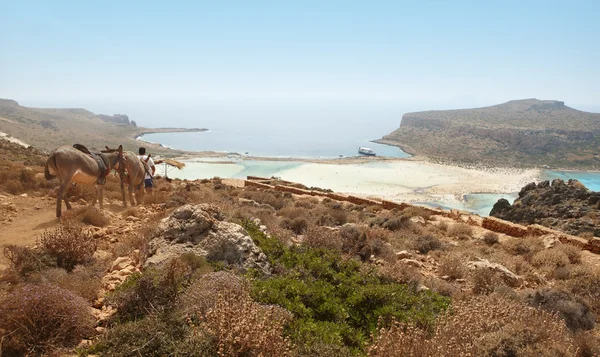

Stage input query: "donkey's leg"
[
  {"left": 120, "top": 177, "right": 128, "bottom": 208},
  {"left": 63, "top": 189, "right": 72, "bottom": 210},
  {"left": 56, "top": 179, "right": 71, "bottom": 218},
  {"left": 99, "top": 186, "right": 104, "bottom": 210},
  {"left": 129, "top": 183, "right": 136, "bottom": 206}
]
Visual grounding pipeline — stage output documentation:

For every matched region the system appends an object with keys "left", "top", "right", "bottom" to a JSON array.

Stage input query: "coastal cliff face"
[
  {"left": 490, "top": 179, "right": 600, "bottom": 237},
  {"left": 380, "top": 99, "right": 600, "bottom": 169}
]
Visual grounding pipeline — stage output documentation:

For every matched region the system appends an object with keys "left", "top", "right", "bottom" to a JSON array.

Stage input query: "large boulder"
[
  {"left": 467, "top": 258, "right": 523, "bottom": 287},
  {"left": 146, "top": 204, "right": 270, "bottom": 273}
]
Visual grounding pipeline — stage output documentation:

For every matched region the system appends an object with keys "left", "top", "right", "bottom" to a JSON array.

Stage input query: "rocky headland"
[
  {"left": 490, "top": 178, "right": 600, "bottom": 237},
  {"left": 379, "top": 99, "right": 600, "bottom": 169}
]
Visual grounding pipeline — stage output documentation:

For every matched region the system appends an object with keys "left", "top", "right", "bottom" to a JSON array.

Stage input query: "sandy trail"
[{"left": 0, "top": 196, "right": 58, "bottom": 269}]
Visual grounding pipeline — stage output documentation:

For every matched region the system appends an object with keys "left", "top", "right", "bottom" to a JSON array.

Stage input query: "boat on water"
[{"left": 358, "top": 147, "right": 376, "bottom": 156}]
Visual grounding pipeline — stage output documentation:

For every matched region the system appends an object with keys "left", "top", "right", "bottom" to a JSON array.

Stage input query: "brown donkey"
[
  {"left": 45, "top": 145, "right": 124, "bottom": 217},
  {"left": 104, "top": 146, "right": 151, "bottom": 207}
]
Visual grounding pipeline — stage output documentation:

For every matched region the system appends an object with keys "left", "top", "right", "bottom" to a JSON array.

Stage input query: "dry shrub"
[
  {"left": 531, "top": 248, "right": 570, "bottom": 271},
  {"left": 0, "top": 284, "right": 95, "bottom": 355},
  {"left": 367, "top": 227, "right": 391, "bottom": 243},
  {"left": 564, "top": 266, "right": 600, "bottom": 316},
  {"left": 527, "top": 288, "right": 595, "bottom": 332},
  {"left": 471, "top": 268, "right": 507, "bottom": 295},
  {"left": 447, "top": 223, "right": 473, "bottom": 238},
  {"left": 281, "top": 217, "right": 309, "bottom": 235},
  {"left": 411, "top": 234, "right": 442, "bottom": 254},
  {"left": 503, "top": 236, "right": 544, "bottom": 256},
  {"left": 552, "top": 266, "right": 572, "bottom": 280},
  {"left": 82, "top": 206, "right": 110, "bottom": 227},
  {"left": 378, "top": 262, "right": 422, "bottom": 287},
  {"left": 2, "top": 245, "right": 55, "bottom": 277},
  {"left": 437, "top": 221, "right": 449, "bottom": 232},
  {"left": 403, "top": 206, "right": 432, "bottom": 220},
  {"left": 181, "top": 271, "right": 249, "bottom": 318},
  {"left": 368, "top": 294, "right": 577, "bottom": 357},
  {"left": 121, "top": 206, "right": 142, "bottom": 218},
  {"left": 239, "top": 190, "right": 286, "bottom": 210},
  {"left": 303, "top": 226, "right": 343, "bottom": 251},
  {"left": 555, "top": 243, "right": 582, "bottom": 264},
  {"left": 483, "top": 231, "right": 500, "bottom": 245},
  {"left": 437, "top": 255, "right": 466, "bottom": 280},
  {"left": 424, "top": 277, "right": 462, "bottom": 298},
  {"left": 29, "top": 265, "right": 103, "bottom": 302},
  {"left": 204, "top": 293, "right": 293, "bottom": 357},
  {"left": 279, "top": 206, "right": 309, "bottom": 220},
  {"left": 382, "top": 216, "right": 411, "bottom": 231},
  {"left": 573, "top": 331, "right": 600, "bottom": 357},
  {"left": 38, "top": 223, "right": 97, "bottom": 271},
  {"left": 294, "top": 197, "right": 319, "bottom": 209}
]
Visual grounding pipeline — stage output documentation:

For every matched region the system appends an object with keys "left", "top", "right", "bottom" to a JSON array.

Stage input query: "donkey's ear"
[
  {"left": 145, "top": 154, "right": 151, "bottom": 163},
  {"left": 118, "top": 145, "right": 123, "bottom": 153},
  {"left": 105, "top": 146, "right": 110, "bottom": 151}
]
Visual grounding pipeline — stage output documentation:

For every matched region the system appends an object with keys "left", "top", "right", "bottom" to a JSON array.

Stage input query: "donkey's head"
[{"left": 101, "top": 145, "right": 124, "bottom": 169}]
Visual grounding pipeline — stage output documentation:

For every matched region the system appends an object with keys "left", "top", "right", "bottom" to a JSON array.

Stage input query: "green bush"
[
  {"left": 89, "top": 313, "right": 216, "bottom": 357},
  {"left": 244, "top": 221, "right": 450, "bottom": 355}
]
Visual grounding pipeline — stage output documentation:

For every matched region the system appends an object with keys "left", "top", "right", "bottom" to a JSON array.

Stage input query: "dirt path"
[{"left": 0, "top": 195, "right": 59, "bottom": 269}]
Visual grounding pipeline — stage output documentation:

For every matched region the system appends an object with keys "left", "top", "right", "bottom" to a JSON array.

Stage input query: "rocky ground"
[{"left": 490, "top": 178, "right": 600, "bottom": 238}]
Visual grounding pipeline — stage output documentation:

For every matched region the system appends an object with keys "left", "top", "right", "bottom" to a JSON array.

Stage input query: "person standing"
[{"left": 138, "top": 147, "right": 156, "bottom": 193}]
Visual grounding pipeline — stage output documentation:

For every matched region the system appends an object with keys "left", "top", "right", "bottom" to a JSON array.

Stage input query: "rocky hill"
[
  {"left": 490, "top": 179, "right": 600, "bottom": 237},
  {"left": 0, "top": 98, "right": 204, "bottom": 157},
  {"left": 378, "top": 99, "right": 600, "bottom": 169}
]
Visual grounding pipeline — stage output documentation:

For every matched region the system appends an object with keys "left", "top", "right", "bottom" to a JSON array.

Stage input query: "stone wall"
[{"left": 482, "top": 217, "right": 528, "bottom": 237}]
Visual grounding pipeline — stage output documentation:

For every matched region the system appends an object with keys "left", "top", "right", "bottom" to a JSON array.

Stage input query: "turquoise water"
[
  {"left": 541, "top": 171, "right": 600, "bottom": 192},
  {"left": 141, "top": 131, "right": 409, "bottom": 159}
]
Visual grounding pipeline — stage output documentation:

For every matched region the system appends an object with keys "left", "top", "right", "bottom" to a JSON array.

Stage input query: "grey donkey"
[{"left": 45, "top": 145, "right": 124, "bottom": 218}]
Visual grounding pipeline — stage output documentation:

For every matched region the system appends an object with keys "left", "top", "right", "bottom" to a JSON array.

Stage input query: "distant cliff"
[{"left": 379, "top": 99, "right": 600, "bottom": 169}]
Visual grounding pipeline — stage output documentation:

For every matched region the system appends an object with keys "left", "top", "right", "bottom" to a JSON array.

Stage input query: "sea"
[{"left": 140, "top": 129, "right": 600, "bottom": 217}]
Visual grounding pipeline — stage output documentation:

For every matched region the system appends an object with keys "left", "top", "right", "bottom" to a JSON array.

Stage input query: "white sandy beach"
[{"left": 162, "top": 157, "right": 540, "bottom": 207}]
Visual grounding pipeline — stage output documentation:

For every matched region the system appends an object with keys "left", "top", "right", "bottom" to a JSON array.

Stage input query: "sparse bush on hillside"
[
  {"left": 503, "top": 236, "right": 544, "bottom": 256},
  {"left": 82, "top": 206, "right": 111, "bottom": 227},
  {"left": 369, "top": 294, "right": 578, "bottom": 357},
  {"left": 303, "top": 226, "right": 343, "bottom": 252},
  {"left": 2, "top": 245, "right": 56, "bottom": 277},
  {"left": 531, "top": 248, "right": 570, "bottom": 271},
  {"left": 38, "top": 223, "right": 97, "bottom": 271},
  {"left": 527, "top": 288, "right": 596, "bottom": 332},
  {"left": 483, "top": 231, "right": 500, "bottom": 245},
  {"left": 403, "top": 206, "right": 432, "bottom": 221},
  {"left": 108, "top": 256, "right": 210, "bottom": 321},
  {"left": 556, "top": 243, "right": 582, "bottom": 264},
  {"left": 29, "top": 265, "right": 104, "bottom": 303},
  {"left": 447, "top": 223, "right": 473, "bottom": 238},
  {"left": 0, "top": 284, "right": 94, "bottom": 356},
  {"left": 205, "top": 293, "right": 293, "bottom": 356},
  {"left": 437, "top": 255, "right": 466, "bottom": 280},
  {"left": 411, "top": 234, "right": 442, "bottom": 254},
  {"left": 382, "top": 216, "right": 411, "bottom": 231},
  {"left": 90, "top": 313, "right": 216, "bottom": 357},
  {"left": 239, "top": 190, "right": 286, "bottom": 210},
  {"left": 564, "top": 266, "right": 600, "bottom": 316},
  {"left": 181, "top": 271, "right": 247, "bottom": 318}
]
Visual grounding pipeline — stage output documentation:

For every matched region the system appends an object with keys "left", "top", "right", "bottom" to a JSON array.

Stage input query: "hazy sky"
[{"left": 1, "top": 0, "right": 599, "bottom": 111}]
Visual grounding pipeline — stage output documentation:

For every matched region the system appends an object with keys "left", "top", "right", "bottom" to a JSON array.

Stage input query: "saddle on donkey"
[{"left": 72, "top": 144, "right": 112, "bottom": 184}]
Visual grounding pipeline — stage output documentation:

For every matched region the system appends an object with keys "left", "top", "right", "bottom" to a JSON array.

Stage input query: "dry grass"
[
  {"left": 483, "top": 231, "right": 500, "bottom": 245},
  {"left": 447, "top": 223, "right": 473, "bottom": 239},
  {"left": 204, "top": 293, "right": 293, "bottom": 356},
  {"left": 369, "top": 294, "right": 578, "bottom": 357},
  {"left": 403, "top": 206, "right": 432, "bottom": 220},
  {"left": 437, "top": 255, "right": 467, "bottom": 280},
  {"left": 303, "top": 226, "right": 343, "bottom": 252},
  {"left": 531, "top": 248, "right": 570, "bottom": 272}
]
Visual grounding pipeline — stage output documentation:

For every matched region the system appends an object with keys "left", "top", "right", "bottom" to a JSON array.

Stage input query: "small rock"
[
  {"left": 417, "top": 284, "right": 430, "bottom": 292},
  {"left": 395, "top": 250, "right": 412, "bottom": 260},
  {"left": 400, "top": 258, "right": 424, "bottom": 268},
  {"left": 109, "top": 237, "right": 118, "bottom": 243},
  {"left": 441, "top": 275, "right": 450, "bottom": 280},
  {"left": 126, "top": 216, "right": 141, "bottom": 222},
  {"left": 110, "top": 257, "right": 134, "bottom": 272},
  {"left": 95, "top": 327, "right": 107, "bottom": 333},
  {"left": 20, "top": 193, "right": 28, "bottom": 198},
  {"left": 409, "top": 216, "right": 426, "bottom": 225},
  {"left": 456, "top": 278, "right": 467, "bottom": 283}
]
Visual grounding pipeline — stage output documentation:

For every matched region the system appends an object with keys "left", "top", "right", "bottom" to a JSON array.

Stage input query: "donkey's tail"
[{"left": 44, "top": 154, "right": 57, "bottom": 180}]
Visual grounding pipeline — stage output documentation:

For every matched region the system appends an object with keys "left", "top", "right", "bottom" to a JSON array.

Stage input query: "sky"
[{"left": 1, "top": 0, "right": 599, "bottom": 120}]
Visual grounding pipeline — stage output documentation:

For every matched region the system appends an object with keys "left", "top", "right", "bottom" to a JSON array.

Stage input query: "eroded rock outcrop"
[
  {"left": 490, "top": 179, "right": 600, "bottom": 237},
  {"left": 146, "top": 204, "right": 270, "bottom": 273}
]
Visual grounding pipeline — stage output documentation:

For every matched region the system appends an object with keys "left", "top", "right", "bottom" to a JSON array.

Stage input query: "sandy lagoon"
[{"left": 158, "top": 157, "right": 540, "bottom": 215}]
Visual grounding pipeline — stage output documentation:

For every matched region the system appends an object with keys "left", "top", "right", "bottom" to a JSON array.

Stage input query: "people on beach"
[{"left": 138, "top": 147, "right": 156, "bottom": 193}]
